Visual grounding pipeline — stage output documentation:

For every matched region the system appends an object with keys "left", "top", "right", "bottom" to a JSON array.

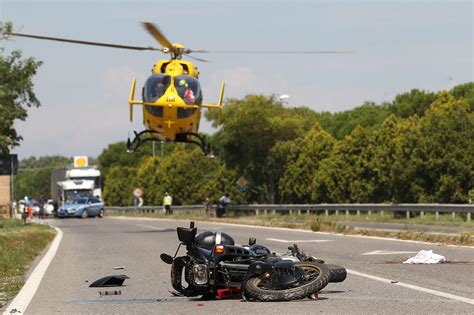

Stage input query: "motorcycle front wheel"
[{"left": 243, "top": 262, "right": 330, "bottom": 302}]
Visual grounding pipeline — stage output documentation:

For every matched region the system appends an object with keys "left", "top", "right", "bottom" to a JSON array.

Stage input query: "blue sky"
[{"left": 1, "top": 0, "right": 472, "bottom": 158}]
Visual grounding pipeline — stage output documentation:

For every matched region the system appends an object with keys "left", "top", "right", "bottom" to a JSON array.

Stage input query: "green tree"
[
  {"left": 14, "top": 155, "right": 71, "bottom": 200},
  {"left": 0, "top": 22, "right": 42, "bottom": 153},
  {"left": 150, "top": 148, "right": 244, "bottom": 205},
  {"left": 98, "top": 140, "right": 175, "bottom": 182},
  {"left": 207, "top": 95, "right": 318, "bottom": 203},
  {"left": 313, "top": 126, "right": 373, "bottom": 203},
  {"left": 365, "top": 115, "right": 402, "bottom": 202},
  {"left": 450, "top": 82, "right": 474, "bottom": 112},
  {"left": 132, "top": 156, "right": 162, "bottom": 205},
  {"left": 102, "top": 165, "right": 137, "bottom": 206},
  {"left": 19, "top": 155, "right": 71, "bottom": 169},
  {"left": 279, "top": 124, "right": 335, "bottom": 203},
  {"left": 316, "top": 102, "right": 391, "bottom": 139},
  {"left": 388, "top": 89, "right": 437, "bottom": 118},
  {"left": 392, "top": 92, "right": 473, "bottom": 202}
]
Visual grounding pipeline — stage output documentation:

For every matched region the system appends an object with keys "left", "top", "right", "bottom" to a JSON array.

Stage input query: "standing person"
[
  {"left": 163, "top": 192, "right": 173, "bottom": 215},
  {"left": 38, "top": 195, "right": 46, "bottom": 219},
  {"left": 204, "top": 197, "right": 211, "bottom": 216},
  {"left": 216, "top": 193, "right": 230, "bottom": 218}
]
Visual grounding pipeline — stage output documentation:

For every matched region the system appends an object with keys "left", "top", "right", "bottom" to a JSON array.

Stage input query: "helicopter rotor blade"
[
  {"left": 142, "top": 22, "right": 177, "bottom": 55},
  {"left": 5, "top": 32, "right": 162, "bottom": 51},
  {"left": 186, "top": 54, "right": 209, "bottom": 63},
  {"left": 206, "top": 50, "right": 352, "bottom": 54}
]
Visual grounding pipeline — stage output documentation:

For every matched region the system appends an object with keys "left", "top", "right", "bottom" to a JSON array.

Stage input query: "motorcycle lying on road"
[{"left": 160, "top": 222, "right": 346, "bottom": 302}]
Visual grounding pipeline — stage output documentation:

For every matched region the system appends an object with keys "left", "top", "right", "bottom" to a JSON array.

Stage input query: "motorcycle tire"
[
  {"left": 326, "top": 264, "right": 347, "bottom": 283},
  {"left": 170, "top": 256, "right": 189, "bottom": 294},
  {"left": 243, "top": 262, "right": 331, "bottom": 302}
]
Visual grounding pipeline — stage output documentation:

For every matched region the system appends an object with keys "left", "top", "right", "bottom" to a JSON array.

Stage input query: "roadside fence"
[{"left": 106, "top": 203, "right": 474, "bottom": 222}]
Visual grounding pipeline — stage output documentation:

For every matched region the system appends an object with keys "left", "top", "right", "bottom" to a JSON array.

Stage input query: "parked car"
[
  {"left": 31, "top": 202, "right": 41, "bottom": 215},
  {"left": 57, "top": 196, "right": 105, "bottom": 218},
  {"left": 44, "top": 199, "right": 55, "bottom": 216}
]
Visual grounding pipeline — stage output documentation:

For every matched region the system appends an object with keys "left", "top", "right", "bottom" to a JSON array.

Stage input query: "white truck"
[{"left": 51, "top": 158, "right": 102, "bottom": 210}]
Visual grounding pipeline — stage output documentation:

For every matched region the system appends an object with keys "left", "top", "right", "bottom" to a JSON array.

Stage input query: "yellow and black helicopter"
[{"left": 6, "top": 22, "right": 348, "bottom": 155}]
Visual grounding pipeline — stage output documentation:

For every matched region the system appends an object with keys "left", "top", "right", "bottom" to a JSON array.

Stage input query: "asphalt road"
[{"left": 23, "top": 217, "right": 474, "bottom": 314}]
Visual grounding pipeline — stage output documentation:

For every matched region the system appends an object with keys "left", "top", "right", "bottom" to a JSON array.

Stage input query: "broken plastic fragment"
[
  {"left": 99, "top": 290, "right": 121, "bottom": 296},
  {"left": 89, "top": 275, "right": 130, "bottom": 287}
]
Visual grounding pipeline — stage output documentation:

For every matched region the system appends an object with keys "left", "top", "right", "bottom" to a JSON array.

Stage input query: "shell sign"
[{"left": 74, "top": 156, "right": 88, "bottom": 168}]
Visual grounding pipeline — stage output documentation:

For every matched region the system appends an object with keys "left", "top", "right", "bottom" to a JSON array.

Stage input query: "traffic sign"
[
  {"left": 236, "top": 176, "right": 247, "bottom": 188},
  {"left": 133, "top": 187, "right": 143, "bottom": 198}
]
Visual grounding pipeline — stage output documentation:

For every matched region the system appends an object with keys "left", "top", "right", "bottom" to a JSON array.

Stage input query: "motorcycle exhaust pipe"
[{"left": 219, "top": 262, "right": 249, "bottom": 271}]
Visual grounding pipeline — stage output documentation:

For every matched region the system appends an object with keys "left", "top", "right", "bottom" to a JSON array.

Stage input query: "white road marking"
[
  {"left": 362, "top": 250, "right": 419, "bottom": 255},
  {"left": 265, "top": 238, "right": 332, "bottom": 243},
  {"left": 5, "top": 226, "right": 63, "bottom": 315},
  {"left": 347, "top": 268, "right": 474, "bottom": 305}
]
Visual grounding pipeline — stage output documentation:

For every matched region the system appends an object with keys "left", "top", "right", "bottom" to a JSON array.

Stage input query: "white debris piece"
[{"left": 403, "top": 250, "right": 446, "bottom": 264}]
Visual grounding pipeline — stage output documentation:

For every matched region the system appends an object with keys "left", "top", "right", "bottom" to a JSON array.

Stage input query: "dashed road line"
[{"left": 362, "top": 250, "right": 419, "bottom": 255}]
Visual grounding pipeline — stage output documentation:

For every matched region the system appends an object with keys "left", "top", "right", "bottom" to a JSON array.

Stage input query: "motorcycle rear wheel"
[{"left": 244, "top": 262, "right": 330, "bottom": 302}]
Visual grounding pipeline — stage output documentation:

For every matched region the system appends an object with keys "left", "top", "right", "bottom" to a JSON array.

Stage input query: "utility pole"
[
  {"left": 10, "top": 156, "right": 14, "bottom": 219},
  {"left": 152, "top": 141, "right": 156, "bottom": 157},
  {"left": 161, "top": 141, "right": 164, "bottom": 158}
]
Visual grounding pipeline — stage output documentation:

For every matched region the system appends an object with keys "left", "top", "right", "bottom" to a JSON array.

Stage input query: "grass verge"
[
  {"left": 106, "top": 211, "right": 473, "bottom": 246},
  {"left": 0, "top": 219, "right": 56, "bottom": 309}
]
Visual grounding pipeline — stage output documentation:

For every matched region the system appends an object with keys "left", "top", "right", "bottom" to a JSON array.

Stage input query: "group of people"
[
  {"left": 15, "top": 195, "right": 47, "bottom": 224},
  {"left": 163, "top": 192, "right": 230, "bottom": 217}
]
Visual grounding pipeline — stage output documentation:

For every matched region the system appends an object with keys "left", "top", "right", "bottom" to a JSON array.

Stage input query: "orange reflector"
[{"left": 214, "top": 245, "right": 225, "bottom": 254}]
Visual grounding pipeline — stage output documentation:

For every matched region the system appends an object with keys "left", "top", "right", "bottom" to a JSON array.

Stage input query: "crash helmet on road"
[{"left": 194, "top": 231, "right": 235, "bottom": 250}]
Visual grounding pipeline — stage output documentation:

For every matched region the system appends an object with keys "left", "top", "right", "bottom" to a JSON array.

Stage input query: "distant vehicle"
[
  {"left": 44, "top": 199, "right": 55, "bottom": 216},
  {"left": 31, "top": 202, "right": 40, "bottom": 215},
  {"left": 57, "top": 196, "right": 104, "bottom": 219},
  {"left": 51, "top": 158, "right": 102, "bottom": 211}
]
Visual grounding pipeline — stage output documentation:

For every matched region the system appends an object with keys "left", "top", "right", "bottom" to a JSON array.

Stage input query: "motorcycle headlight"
[{"left": 193, "top": 264, "right": 208, "bottom": 285}]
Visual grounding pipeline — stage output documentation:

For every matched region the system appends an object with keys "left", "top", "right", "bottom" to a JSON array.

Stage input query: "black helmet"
[{"left": 194, "top": 231, "right": 235, "bottom": 250}]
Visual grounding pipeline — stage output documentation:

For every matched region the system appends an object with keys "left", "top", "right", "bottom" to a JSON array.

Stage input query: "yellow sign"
[
  {"left": 74, "top": 156, "right": 88, "bottom": 168},
  {"left": 236, "top": 176, "right": 247, "bottom": 188}
]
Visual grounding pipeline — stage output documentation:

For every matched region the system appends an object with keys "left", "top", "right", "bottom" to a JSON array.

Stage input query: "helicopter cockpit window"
[
  {"left": 143, "top": 74, "right": 171, "bottom": 117},
  {"left": 175, "top": 76, "right": 202, "bottom": 106},
  {"left": 175, "top": 76, "right": 203, "bottom": 119}
]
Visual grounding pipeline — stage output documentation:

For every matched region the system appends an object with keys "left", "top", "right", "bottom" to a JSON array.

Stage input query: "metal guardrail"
[{"left": 106, "top": 203, "right": 474, "bottom": 221}]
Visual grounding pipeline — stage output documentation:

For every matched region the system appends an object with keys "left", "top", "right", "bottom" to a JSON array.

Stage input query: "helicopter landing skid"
[
  {"left": 175, "top": 132, "right": 212, "bottom": 157},
  {"left": 126, "top": 130, "right": 162, "bottom": 153},
  {"left": 127, "top": 130, "right": 212, "bottom": 156}
]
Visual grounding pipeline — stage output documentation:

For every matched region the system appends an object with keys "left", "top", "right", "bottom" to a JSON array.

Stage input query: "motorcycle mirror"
[
  {"left": 190, "top": 221, "right": 195, "bottom": 228},
  {"left": 160, "top": 253, "right": 174, "bottom": 264},
  {"left": 249, "top": 237, "right": 256, "bottom": 246}
]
